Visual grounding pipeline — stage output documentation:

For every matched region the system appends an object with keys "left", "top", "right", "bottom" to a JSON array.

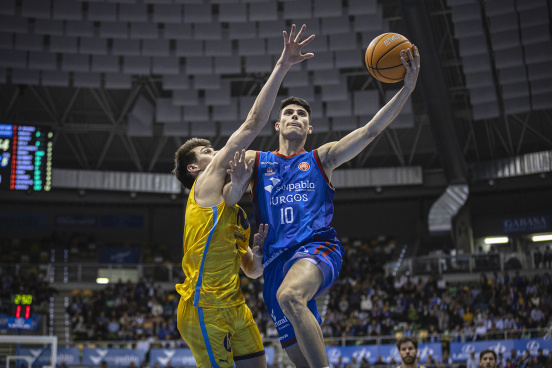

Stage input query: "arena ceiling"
[{"left": 0, "top": 0, "right": 551, "bottom": 186}]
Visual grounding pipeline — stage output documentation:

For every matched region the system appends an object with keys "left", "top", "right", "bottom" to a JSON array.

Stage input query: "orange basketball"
[{"left": 365, "top": 33, "right": 413, "bottom": 83}]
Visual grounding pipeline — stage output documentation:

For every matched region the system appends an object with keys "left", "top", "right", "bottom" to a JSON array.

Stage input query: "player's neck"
[{"left": 278, "top": 137, "right": 306, "bottom": 156}]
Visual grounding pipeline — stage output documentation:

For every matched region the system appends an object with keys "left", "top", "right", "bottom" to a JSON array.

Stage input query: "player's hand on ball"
[
  {"left": 403, "top": 45, "right": 420, "bottom": 91},
  {"left": 252, "top": 224, "right": 269, "bottom": 260}
]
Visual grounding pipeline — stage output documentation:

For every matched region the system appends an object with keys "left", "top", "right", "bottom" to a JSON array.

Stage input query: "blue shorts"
[{"left": 262, "top": 237, "right": 345, "bottom": 348}]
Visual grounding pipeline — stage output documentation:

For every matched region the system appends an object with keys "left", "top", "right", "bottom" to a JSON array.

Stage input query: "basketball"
[{"left": 365, "top": 33, "right": 413, "bottom": 83}]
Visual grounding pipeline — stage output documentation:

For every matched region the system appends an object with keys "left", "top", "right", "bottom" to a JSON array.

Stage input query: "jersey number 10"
[{"left": 280, "top": 207, "right": 294, "bottom": 224}]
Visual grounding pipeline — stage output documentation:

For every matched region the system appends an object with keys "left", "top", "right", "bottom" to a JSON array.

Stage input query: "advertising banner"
[
  {"left": 502, "top": 216, "right": 550, "bottom": 234},
  {"left": 451, "top": 340, "right": 515, "bottom": 362},
  {"left": 2, "top": 315, "right": 40, "bottom": 331},
  {"left": 19, "top": 348, "right": 80, "bottom": 366},
  {"left": 82, "top": 348, "right": 145, "bottom": 367},
  {"left": 326, "top": 343, "right": 442, "bottom": 365},
  {"left": 150, "top": 347, "right": 275, "bottom": 367},
  {"left": 99, "top": 248, "right": 141, "bottom": 264},
  {"left": 514, "top": 338, "right": 552, "bottom": 357},
  {"left": 150, "top": 349, "right": 196, "bottom": 367}
]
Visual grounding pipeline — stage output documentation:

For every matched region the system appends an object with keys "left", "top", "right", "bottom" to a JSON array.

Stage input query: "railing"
[
  {"left": 384, "top": 251, "right": 543, "bottom": 277},
  {"left": 62, "top": 328, "right": 548, "bottom": 348},
  {"left": 322, "top": 327, "right": 549, "bottom": 347}
]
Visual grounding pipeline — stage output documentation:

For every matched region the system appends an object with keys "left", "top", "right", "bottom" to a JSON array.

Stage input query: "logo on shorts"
[
  {"left": 298, "top": 162, "right": 310, "bottom": 171},
  {"left": 271, "top": 309, "right": 290, "bottom": 328},
  {"left": 223, "top": 332, "right": 232, "bottom": 352}
]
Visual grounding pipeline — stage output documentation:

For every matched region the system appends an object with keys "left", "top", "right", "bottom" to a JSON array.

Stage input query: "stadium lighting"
[
  {"left": 484, "top": 237, "right": 509, "bottom": 244},
  {"left": 532, "top": 234, "right": 552, "bottom": 242},
  {"left": 96, "top": 278, "right": 109, "bottom": 284}
]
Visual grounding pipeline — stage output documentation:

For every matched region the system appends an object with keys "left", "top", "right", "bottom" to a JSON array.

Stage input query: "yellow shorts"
[{"left": 177, "top": 297, "right": 265, "bottom": 368}]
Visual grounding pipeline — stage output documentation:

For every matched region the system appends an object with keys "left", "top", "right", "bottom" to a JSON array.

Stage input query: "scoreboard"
[
  {"left": 13, "top": 294, "right": 33, "bottom": 319},
  {"left": 0, "top": 123, "right": 53, "bottom": 191}
]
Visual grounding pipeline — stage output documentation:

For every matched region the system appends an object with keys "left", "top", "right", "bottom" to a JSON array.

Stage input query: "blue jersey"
[{"left": 251, "top": 149, "right": 336, "bottom": 264}]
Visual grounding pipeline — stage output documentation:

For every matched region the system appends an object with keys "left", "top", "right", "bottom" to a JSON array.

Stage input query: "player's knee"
[{"left": 277, "top": 288, "right": 305, "bottom": 316}]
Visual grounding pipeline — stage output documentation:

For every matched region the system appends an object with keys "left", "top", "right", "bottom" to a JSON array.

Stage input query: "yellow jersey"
[{"left": 176, "top": 180, "right": 250, "bottom": 308}]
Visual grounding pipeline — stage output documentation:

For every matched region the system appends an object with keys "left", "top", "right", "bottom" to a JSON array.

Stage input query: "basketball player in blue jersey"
[{"left": 223, "top": 46, "right": 420, "bottom": 367}]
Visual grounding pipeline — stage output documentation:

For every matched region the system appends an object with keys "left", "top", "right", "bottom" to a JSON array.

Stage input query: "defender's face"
[
  {"left": 399, "top": 342, "right": 417, "bottom": 365},
  {"left": 188, "top": 145, "right": 217, "bottom": 173},
  {"left": 276, "top": 104, "right": 312, "bottom": 137}
]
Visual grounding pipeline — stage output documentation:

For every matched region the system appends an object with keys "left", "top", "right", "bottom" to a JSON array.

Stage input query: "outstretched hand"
[
  {"left": 252, "top": 223, "right": 269, "bottom": 260},
  {"left": 279, "top": 24, "right": 315, "bottom": 67},
  {"left": 402, "top": 45, "right": 420, "bottom": 91},
  {"left": 226, "top": 149, "right": 254, "bottom": 189}
]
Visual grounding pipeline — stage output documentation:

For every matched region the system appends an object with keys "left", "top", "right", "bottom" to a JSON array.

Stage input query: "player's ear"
[
  {"left": 275, "top": 122, "right": 280, "bottom": 132},
  {"left": 187, "top": 163, "right": 199, "bottom": 173},
  {"left": 308, "top": 125, "right": 313, "bottom": 134}
]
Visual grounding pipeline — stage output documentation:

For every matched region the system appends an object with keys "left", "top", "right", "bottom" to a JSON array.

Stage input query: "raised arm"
[
  {"left": 195, "top": 25, "right": 316, "bottom": 204},
  {"left": 208, "top": 24, "right": 315, "bottom": 176},
  {"left": 317, "top": 46, "right": 420, "bottom": 179}
]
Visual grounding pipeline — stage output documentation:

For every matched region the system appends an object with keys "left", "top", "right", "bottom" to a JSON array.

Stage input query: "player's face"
[
  {"left": 399, "top": 342, "right": 418, "bottom": 365},
  {"left": 277, "top": 104, "right": 312, "bottom": 137},
  {"left": 480, "top": 353, "right": 497, "bottom": 368},
  {"left": 190, "top": 145, "right": 217, "bottom": 172}
]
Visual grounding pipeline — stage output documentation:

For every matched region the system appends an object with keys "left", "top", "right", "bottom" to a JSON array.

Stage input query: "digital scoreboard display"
[
  {"left": 12, "top": 294, "right": 33, "bottom": 319},
  {"left": 0, "top": 123, "right": 53, "bottom": 191}
]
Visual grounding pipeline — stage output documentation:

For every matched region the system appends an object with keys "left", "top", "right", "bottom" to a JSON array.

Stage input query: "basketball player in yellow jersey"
[
  {"left": 171, "top": 24, "right": 316, "bottom": 368},
  {"left": 397, "top": 337, "right": 425, "bottom": 368}
]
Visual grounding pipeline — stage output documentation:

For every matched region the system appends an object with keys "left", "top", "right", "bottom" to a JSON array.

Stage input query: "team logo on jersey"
[
  {"left": 264, "top": 177, "right": 280, "bottom": 193},
  {"left": 265, "top": 167, "right": 275, "bottom": 176},
  {"left": 298, "top": 162, "right": 310, "bottom": 171},
  {"left": 236, "top": 207, "right": 249, "bottom": 230},
  {"left": 223, "top": 332, "right": 232, "bottom": 352}
]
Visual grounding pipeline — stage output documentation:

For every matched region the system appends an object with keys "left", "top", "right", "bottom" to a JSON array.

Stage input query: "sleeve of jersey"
[
  {"left": 249, "top": 151, "right": 261, "bottom": 198},
  {"left": 313, "top": 149, "right": 331, "bottom": 186}
]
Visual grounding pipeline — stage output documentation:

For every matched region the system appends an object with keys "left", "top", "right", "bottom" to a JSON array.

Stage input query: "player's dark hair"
[
  {"left": 172, "top": 138, "right": 211, "bottom": 190},
  {"left": 396, "top": 336, "right": 418, "bottom": 350},
  {"left": 278, "top": 96, "right": 312, "bottom": 123},
  {"left": 480, "top": 350, "right": 497, "bottom": 361}
]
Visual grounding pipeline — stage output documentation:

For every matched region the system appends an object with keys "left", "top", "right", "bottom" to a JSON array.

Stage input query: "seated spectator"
[
  {"left": 106, "top": 317, "right": 121, "bottom": 340},
  {"left": 473, "top": 321, "right": 487, "bottom": 341},
  {"left": 135, "top": 334, "right": 150, "bottom": 353}
]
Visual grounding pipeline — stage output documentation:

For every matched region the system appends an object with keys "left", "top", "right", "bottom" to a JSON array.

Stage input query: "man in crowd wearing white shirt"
[{"left": 467, "top": 351, "right": 479, "bottom": 368}]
